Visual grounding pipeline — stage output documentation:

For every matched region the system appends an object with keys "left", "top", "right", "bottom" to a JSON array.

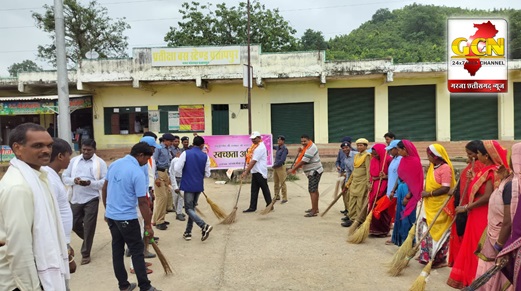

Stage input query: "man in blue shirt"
[
  {"left": 273, "top": 135, "right": 289, "bottom": 203},
  {"left": 174, "top": 136, "right": 212, "bottom": 242},
  {"left": 340, "top": 142, "right": 357, "bottom": 223},
  {"left": 152, "top": 133, "right": 175, "bottom": 230},
  {"left": 102, "top": 142, "right": 160, "bottom": 291}
]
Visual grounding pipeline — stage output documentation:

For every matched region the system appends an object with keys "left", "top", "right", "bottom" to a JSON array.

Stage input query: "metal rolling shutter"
[
  {"left": 271, "top": 102, "right": 314, "bottom": 144},
  {"left": 328, "top": 88, "right": 375, "bottom": 142},
  {"left": 451, "top": 94, "right": 498, "bottom": 140},
  {"left": 388, "top": 85, "right": 436, "bottom": 141},
  {"left": 515, "top": 83, "right": 521, "bottom": 139}
]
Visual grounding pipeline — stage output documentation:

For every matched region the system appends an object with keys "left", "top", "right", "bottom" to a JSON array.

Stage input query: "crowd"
[{"left": 1, "top": 122, "right": 521, "bottom": 291}]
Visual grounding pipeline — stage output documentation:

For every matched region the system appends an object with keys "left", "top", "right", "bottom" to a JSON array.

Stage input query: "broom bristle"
[
  {"left": 260, "top": 199, "right": 276, "bottom": 215},
  {"left": 387, "top": 225, "right": 416, "bottom": 276},
  {"left": 347, "top": 212, "right": 373, "bottom": 244},
  {"left": 150, "top": 241, "right": 173, "bottom": 275},
  {"left": 348, "top": 219, "right": 362, "bottom": 236},
  {"left": 408, "top": 261, "right": 432, "bottom": 291},
  {"left": 220, "top": 207, "right": 238, "bottom": 225},
  {"left": 207, "top": 198, "right": 227, "bottom": 219}
]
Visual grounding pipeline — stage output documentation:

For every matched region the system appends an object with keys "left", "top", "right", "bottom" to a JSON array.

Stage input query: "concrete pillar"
[
  {"left": 436, "top": 80, "right": 451, "bottom": 141},
  {"left": 498, "top": 79, "right": 515, "bottom": 140},
  {"left": 374, "top": 84, "right": 388, "bottom": 142}
]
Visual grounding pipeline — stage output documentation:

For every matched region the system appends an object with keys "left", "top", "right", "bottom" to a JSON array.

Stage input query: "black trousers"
[
  {"left": 248, "top": 173, "right": 272, "bottom": 210},
  {"left": 71, "top": 197, "right": 99, "bottom": 258},
  {"left": 107, "top": 218, "right": 151, "bottom": 291}
]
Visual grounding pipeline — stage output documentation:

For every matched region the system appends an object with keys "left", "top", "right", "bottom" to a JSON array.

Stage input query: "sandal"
[
  {"left": 130, "top": 267, "right": 153, "bottom": 274},
  {"left": 304, "top": 213, "right": 317, "bottom": 217},
  {"left": 385, "top": 239, "right": 393, "bottom": 245}
]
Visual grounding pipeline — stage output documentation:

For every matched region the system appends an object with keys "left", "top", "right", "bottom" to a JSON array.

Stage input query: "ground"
[{"left": 69, "top": 172, "right": 455, "bottom": 291}]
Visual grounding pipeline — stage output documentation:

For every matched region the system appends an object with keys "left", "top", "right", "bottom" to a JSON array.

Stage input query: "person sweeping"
[{"left": 288, "top": 134, "right": 323, "bottom": 217}]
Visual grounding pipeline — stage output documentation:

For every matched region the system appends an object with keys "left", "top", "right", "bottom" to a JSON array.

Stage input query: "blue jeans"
[{"left": 184, "top": 192, "right": 206, "bottom": 234}]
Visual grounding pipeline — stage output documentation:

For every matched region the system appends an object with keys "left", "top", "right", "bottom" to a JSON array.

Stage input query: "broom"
[
  {"left": 347, "top": 159, "right": 387, "bottom": 243},
  {"left": 260, "top": 155, "right": 298, "bottom": 215},
  {"left": 348, "top": 195, "right": 369, "bottom": 236},
  {"left": 321, "top": 187, "right": 347, "bottom": 217},
  {"left": 347, "top": 176, "right": 383, "bottom": 244},
  {"left": 144, "top": 232, "right": 173, "bottom": 275},
  {"left": 173, "top": 188, "right": 206, "bottom": 218},
  {"left": 387, "top": 201, "right": 423, "bottom": 276},
  {"left": 220, "top": 179, "right": 243, "bottom": 225},
  {"left": 389, "top": 195, "right": 453, "bottom": 276},
  {"left": 462, "top": 259, "right": 508, "bottom": 291},
  {"left": 202, "top": 192, "right": 227, "bottom": 220},
  {"left": 409, "top": 221, "right": 454, "bottom": 291}
]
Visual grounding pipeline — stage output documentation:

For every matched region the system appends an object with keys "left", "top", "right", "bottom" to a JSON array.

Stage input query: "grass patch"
[{"left": 287, "top": 174, "right": 300, "bottom": 181}]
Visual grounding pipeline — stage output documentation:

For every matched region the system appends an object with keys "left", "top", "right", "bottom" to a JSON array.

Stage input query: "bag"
[{"left": 453, "top": 179, "right": 467, "bottom": 236}]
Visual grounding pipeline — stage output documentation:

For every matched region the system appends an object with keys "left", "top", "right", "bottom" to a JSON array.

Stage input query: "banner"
[
  {"left": 179, "top": 105, "right": 205, "bottom": 131},
  {"left": 1, "top": 146, "right": 15, "bottom": 162},
  {"left": 168, "top": 111, "right": 179, "bottom": 131},
  {"left": 151, "top": 46, "right": 241, "bottom": 66},
  {"left": 202, "top": 134, "right": 273, "bottom": 169},
  {"left": 0, "top": 96, "right": 92, "bottom": 115}
]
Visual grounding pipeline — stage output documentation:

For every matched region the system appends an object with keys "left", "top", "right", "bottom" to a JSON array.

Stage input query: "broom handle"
[
  {"left": 412, "top": 194, "right": 453, "bottom": 253},
  {"left": 276, "top": 153, "right": 299, "bottom": 195}
]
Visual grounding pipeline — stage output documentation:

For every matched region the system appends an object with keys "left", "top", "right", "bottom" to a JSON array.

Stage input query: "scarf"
[
  {"left": 10, "top": 158, "right": 69, "bottom": 291},
  {"left": 467, "top": 140, "right": 509, "bottom": 203},
  {"left": 245, "top": 143, "right": 259, "bottom": 164},
  {"left": 67, "top": 153, "right": 102, "bottom": 198},
  {"left": 398, "top": 140, "right": 424, "bottom": 219},
  {"left": 295, "top": 140, "right": 314, "bottom": 165},
  {"left": 354, "top": 151, "right": 370, "bottom": 168}
]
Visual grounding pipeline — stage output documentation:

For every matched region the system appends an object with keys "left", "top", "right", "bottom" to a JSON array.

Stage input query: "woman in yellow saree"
[{"left": 418, "top": 144, "right": 456, "bottom": 268}]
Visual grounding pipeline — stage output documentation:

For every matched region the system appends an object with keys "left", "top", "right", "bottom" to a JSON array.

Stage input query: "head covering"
[
  {"left": 161, "top": 133, "right": 175, "bottom": 140},
  {"left": 370, "top": 144, "right": 391, "bottom": 177},
  {"left": 385, "top": 139, "right": 401, "bottom": 151},
  {"left": 278, "top": 135, "right": 285, "bottom": 141},
  {"left": 140, "top": 136, "right": 161, "bottom": 149},
  {"left": 428, "top": 144, "right": 456, "bottom": 189},
  {"left": 340, "top": 141, "right": 351, "bottom": 148},
  {"left": 510, "top": 143, "right": 521, "bottom": 222},
  {"left": 341, "top": 136, "right": 352, "bottom": 143},
  {"left": 398, "top": 140, "right": 424, "bottom": 219},
  {"left": 181, "top": 136, "right": 189, "bottom": 141},
  {"left": 250, "top": 131, "right": 261, "bottom": 139},
  {"left": 356, "top": 138, "right": 369, "bottom": 145}
]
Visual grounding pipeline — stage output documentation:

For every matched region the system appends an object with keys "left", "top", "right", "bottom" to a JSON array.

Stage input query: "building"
[{"left": 0, "top": 45, "right": 520, "bottom": 149}]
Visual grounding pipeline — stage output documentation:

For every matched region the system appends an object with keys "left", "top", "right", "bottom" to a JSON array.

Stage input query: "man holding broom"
[
  {"left": 174, "top": 136, "right": 213, "bottom": 242},
  {"left": 273, "top": 135, "right": 289, "bottom": 204},
  {"left": 288, "top": 134, "right": 323, "bottom": 217},
  {"left": 102, "top": 142, "right": 160, "bottom": 291},
  {"left": 342, "top": 138, "right": 371, "bottom": 227}
]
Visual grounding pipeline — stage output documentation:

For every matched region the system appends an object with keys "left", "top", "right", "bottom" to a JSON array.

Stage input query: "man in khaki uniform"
[
  {"left": 273, "top": 135, "right": 289, "bottom": 203},
  {"left": 342, "top": 138, "right": 371, "bottom": 227}
]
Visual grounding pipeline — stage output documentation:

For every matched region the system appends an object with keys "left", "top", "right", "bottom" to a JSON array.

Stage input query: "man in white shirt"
[
  {"left": 62, "top": 139, "right": 108, "bottom": 265},
  {"left": 169, "top": 152, "right": 186, "bottom": 221},
  {"left": 241, "top": 131, "right": 273, "bottom": 212},
  {"left": 0, "top": 123, "right": 69, "bottom": 291},
  {"left": 44, "top": 137, "right": 76, "bottom": 288}
]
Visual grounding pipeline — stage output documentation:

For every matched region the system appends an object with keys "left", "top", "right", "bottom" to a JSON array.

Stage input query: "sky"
[{"left": 1, "top": 0, "right": 520, "bottom": 77}]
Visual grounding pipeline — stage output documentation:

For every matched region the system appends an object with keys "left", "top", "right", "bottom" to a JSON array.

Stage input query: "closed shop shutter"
[
  {"left": 271, "top": 102, "right": 314, "bottom": 144},
  {"left": 515, "top": 83, "right": 521, "bottom": 139},
  {"left": 328, "top": 88, "right": 375, "bottom": 142},
  {"left": 451, "top": 94, "right": 498, "bottom": 140},
  {"left": 388, "top": 85, "right": 436, "bottom": 141}
]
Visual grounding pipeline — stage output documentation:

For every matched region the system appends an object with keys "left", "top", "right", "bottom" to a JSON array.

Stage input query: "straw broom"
[
  {"left": 321, "top": 187, "right": 347, "bottom": 217},
  {"left": 145, "top": 232, "right": 173, "bottom": 275},
  {"left": 260, "top": 155, "right": 298, "bottom": 215},
  {"left": 202, "top": 192, "right": 227, "bottom": 220},
  {"left": 409, "top": 220, "right": 454, "bottom": 291},
  {"left": 347, "top": 177, "right": 383, "bottom": 244},
  {"left": 388, "top": 195, "right": 453, "bottom": 276},
  {"left": 348, "top": 195, "right": 369, "bottom": 236},
  {"left": 220, "top": 179, "right": 243, "bottom": 224},
  {"left": 462, "top": 259, "right": 508, "bottom": 291},
  {"left": 172, "top": 187, "right": 206, "bottom": 218}
]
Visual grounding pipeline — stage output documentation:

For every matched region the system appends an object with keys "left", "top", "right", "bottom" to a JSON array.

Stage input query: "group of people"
[{"left": 332, "top": 132, "right": 521, "bottom": 290}]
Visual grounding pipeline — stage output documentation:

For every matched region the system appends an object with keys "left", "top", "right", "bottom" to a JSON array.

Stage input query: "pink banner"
[{"left": 202, "top": 134, "right": 273, "bottom": 169}]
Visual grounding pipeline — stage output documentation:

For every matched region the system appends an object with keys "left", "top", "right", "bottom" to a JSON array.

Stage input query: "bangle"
[
  {"left": 464, "top": 204, "right": 469, "bottom": 211},
  {"left": 494, "top": 242, "right": 503, "bottom": 252},
  {"left": 430, "top": 191, "right": 433, "bottom": 197},
  {"left": 69, "top": 255, "right": 74, "bottom": 263},
  {"left": 497, "top": 241, "right": 504, "bottom": 247}
]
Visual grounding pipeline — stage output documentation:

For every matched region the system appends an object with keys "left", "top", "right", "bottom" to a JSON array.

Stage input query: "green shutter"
[
  {"left": 515, "top": 83, "right": 521, "bottom": 139},
  {"left": 212, "top": 105, "right": 229, "bottom": 135},
  {"left": 451, "top": 94, "right": 498, "bottom": 140},
  {"left": 271, "top": 103, "right": 314, "bottom": 144},
  {"left": 328, "top": 88, "right": 375, "bottom": 142},
  {"left": 158, "top": 105, "right": 179, "bottom": 133},
  {"left": 388, "top": 85, "right": 436, "bottom": 141}
]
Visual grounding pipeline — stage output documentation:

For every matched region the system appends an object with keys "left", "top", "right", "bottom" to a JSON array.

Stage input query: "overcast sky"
[{"left": 1, "top": 0, "right": 520, "bottom": 76}]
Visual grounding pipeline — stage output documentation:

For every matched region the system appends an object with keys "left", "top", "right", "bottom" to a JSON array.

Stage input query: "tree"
[
  {"left": 164, "top": 1, "right": 298, "bottom": 52},
  {"left": 8, "top": 60, "right": 43, "bottom": 77},
  {"left": 300, "top": 29, "right": 328, "bottom": 51},
  {"left": 32, "top": 0, "right": 130, "bottom": 68}
]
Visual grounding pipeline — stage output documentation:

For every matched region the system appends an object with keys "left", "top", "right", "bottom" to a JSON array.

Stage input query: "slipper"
[
  {"left": 130, "top": 267, "right": 153, "bottom": 274},
  {"left": 304, "top": 212, "right": 317, "bottom": 217},
  {"left": 385, "top": 239, "right": 393, "bottom": 245},
  {"left": 304, "top": 209, "right": 319, "bottom": 214}
]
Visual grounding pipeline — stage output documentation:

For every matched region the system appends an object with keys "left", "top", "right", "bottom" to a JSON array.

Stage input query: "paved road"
[{"left": 69, "top": 172, "right": 454, "bottom": 291}]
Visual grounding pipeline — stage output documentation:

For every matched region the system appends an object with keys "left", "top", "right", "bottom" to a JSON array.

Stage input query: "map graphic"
[{"left": 463, "top": 21, "right": 499, "bottom": 76}]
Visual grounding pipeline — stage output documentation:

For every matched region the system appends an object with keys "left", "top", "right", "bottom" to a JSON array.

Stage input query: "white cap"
[{"left": 249, "top": 131, "right": 261, "bottom": 139}]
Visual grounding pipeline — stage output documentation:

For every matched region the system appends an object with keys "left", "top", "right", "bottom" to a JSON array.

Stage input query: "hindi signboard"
[
  {"left": 151, "top": 46, "right": 241, "bottom": 67},
  {"left": 203, "top": 134, "right": 273, "bottom": 169}
]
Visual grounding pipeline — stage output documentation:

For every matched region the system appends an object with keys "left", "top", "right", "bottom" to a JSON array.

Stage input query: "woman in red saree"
[
  {"left": 368, "top": 143, "right": 392, "bottom": 236},
  {"left": 449, "top": 140, "right": 485, "bottom": 267},
  {"left": 447, "top": 140, "right": 508, "bottom": 289}
]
